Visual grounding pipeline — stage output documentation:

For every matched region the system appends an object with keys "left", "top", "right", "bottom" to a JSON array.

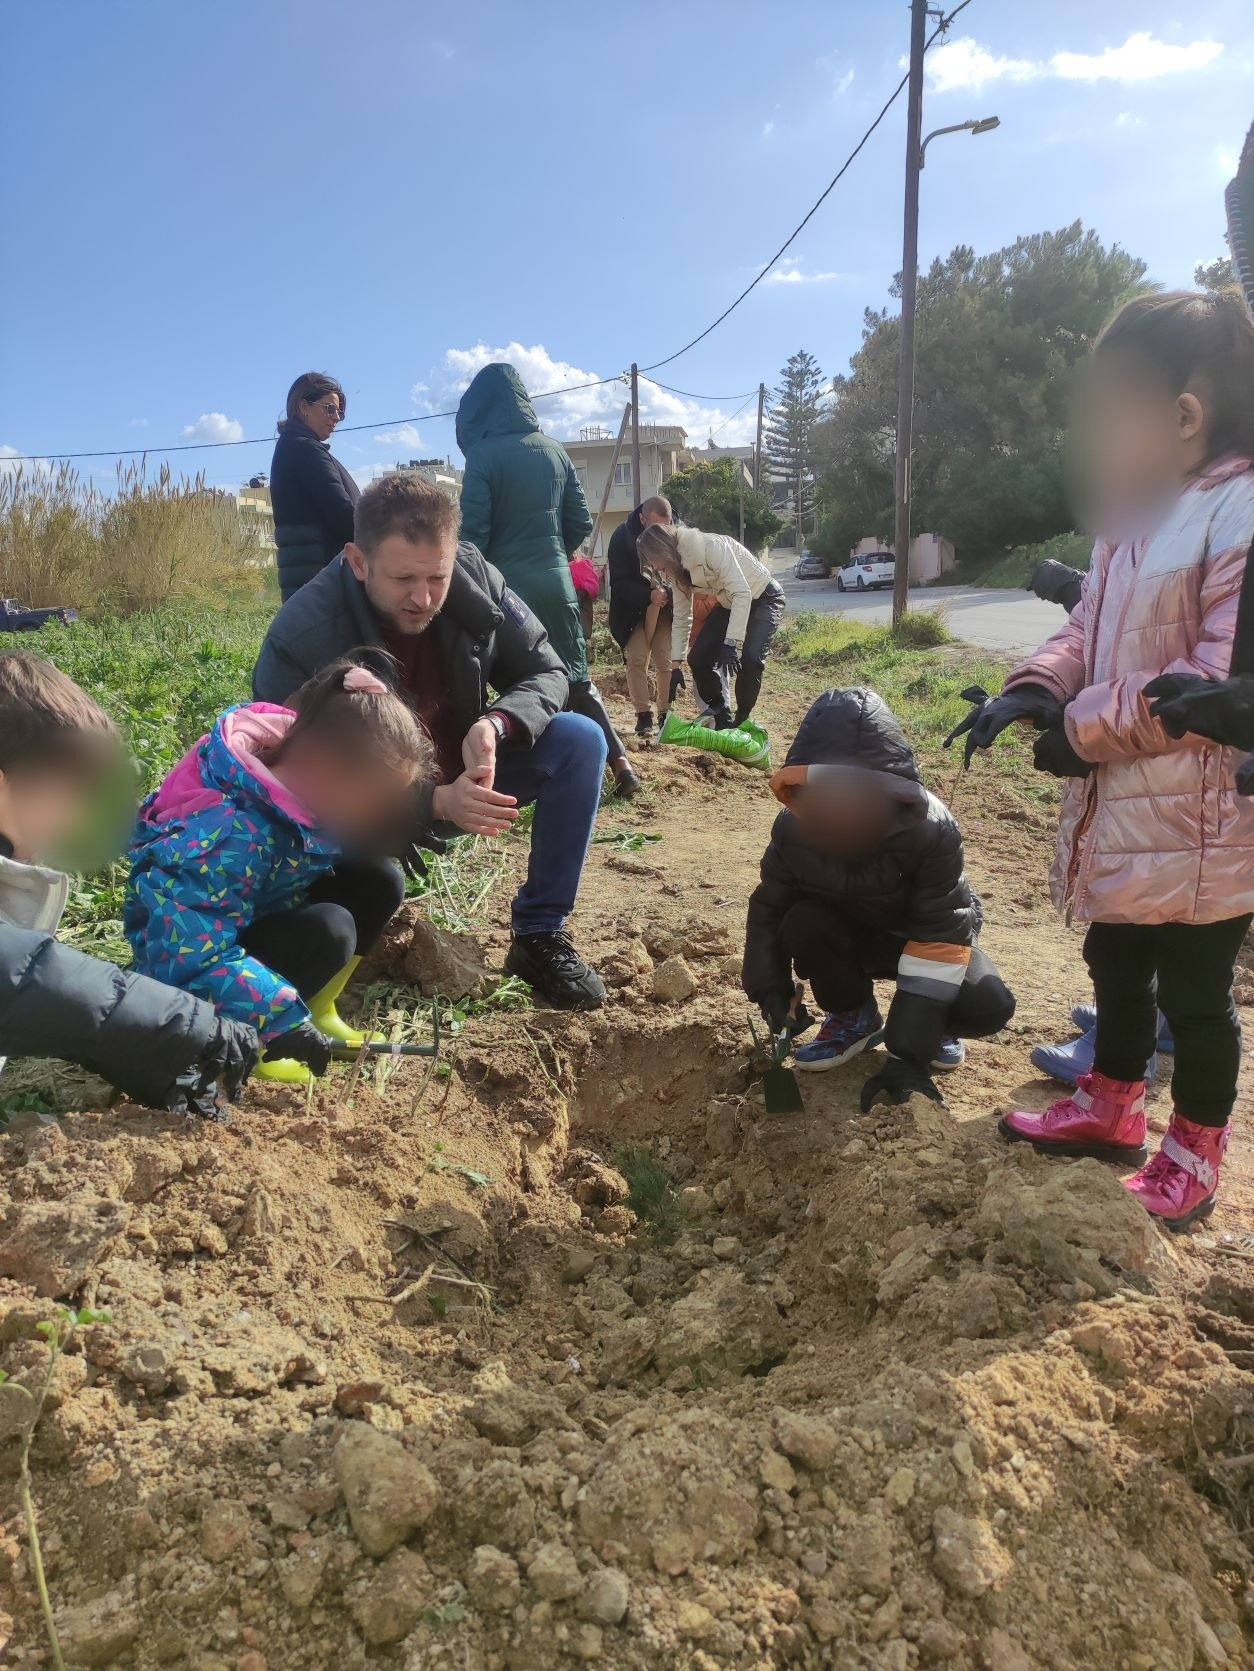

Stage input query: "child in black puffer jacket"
[{"left": 742, "top": 687, "right": 1015, "bottom": 1108}]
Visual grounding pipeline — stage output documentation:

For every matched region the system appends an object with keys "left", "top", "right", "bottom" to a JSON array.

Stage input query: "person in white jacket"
[{"left": 637, "top": 523, "right": 786, "bottom": 728}]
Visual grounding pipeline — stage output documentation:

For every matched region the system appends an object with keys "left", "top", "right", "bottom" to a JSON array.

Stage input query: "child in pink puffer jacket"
[{"left": 963, "top": 291, "right": 1254, "bottom": 1228}]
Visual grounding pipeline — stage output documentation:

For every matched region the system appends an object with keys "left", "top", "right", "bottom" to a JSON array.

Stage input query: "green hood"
[{"left": 456, "top": 363, "right": 540, "bottom": 452}]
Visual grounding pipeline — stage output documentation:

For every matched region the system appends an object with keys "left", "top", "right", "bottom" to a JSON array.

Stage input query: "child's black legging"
[
  {"left": 240, "top": 857, "right": 405, "bottom": 1000},
  {"left": 1086, "top": 914, "right": 1251, "bottom": 1125}
]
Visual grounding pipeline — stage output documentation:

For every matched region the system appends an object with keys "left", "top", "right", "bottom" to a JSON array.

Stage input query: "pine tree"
[{"left": 763, "top": 350, "right": 826, "bottom": 549}]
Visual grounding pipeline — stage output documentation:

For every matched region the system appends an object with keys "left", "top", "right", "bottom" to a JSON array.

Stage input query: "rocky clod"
[
  {"left": 651, "top": 956, "right": 699, "bottom": 1004},
  {"left": 0, "top": 1197, "right": 130, "bottom": 1297},
  {"left": 333, "top": 1423, "right": 441, "bottom": 1557},
  {"left": 655, "top": 1269, "right": 789, "bottom": 1383}
]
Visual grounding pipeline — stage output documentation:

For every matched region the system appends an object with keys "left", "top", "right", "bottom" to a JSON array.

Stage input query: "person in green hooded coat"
[{"left": 456, "top": 363, "right": 640, "bottom": 797}]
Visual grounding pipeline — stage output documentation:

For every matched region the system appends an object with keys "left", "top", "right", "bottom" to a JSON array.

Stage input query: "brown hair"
[
  {"left": 273, "top": 654, "right": 435, "bottom": 781},
  {"left": 636, "top": 523, "right": 692, "bottom": 594},
  {"left": 1094, "top": 290, "right": 1254, "bottom": 462},
  {"left": 0, "top": 652, "right": 119, "bottom": 780},
  {"left": 640, "top": 496, "right": 672, "bottom": 522},
  {"left": 278, "top": 371, "right": 346, "bottom": 435},
  {"left": 353, "top": 472, "right": 460, "bottom": 555}
]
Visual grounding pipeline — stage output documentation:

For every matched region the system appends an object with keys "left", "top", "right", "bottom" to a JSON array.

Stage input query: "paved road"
[{"left": 770, "top": 555, "right": 1060, "bottom": 653}]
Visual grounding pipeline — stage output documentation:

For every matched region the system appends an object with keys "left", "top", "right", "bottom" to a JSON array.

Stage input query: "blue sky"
[{"left": 1, "top": 0, "right": 1250, "bottom": 491}]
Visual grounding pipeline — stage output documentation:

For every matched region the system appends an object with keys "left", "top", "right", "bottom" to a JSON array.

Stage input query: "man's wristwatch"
[{"left": 486, "top": 712, "right": 511, "bottom": 744}]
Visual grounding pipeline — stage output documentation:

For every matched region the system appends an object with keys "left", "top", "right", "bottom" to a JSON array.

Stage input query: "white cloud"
[
  {"left": 1052, "top": 32, "right": 1223, "bottom": 82},
  {"left": 374, "top": 423, "right": 426, "bottom": 448},
  {"left": 924, "top": 31, "right": 1224, "bottom": 93},
  {"left": 181, "top": 411, "right": 244, "bottom": 444},
  {"left": 0, "top": 444, "right": 50, "bottom": 481},
  {"left": 1114, "top": 111, "right": 1144, "bottom": 128},
  {"left": 128, "top": 417, "right": 149, "bottom": 428},
  {"left": 834, "top": 67, "right": 855, "bottom": 97},
  {"left": 765, "top": 257, "right": 842, "bottom": 286},
  {"left": 426, "top": 342, "right": 759, "bottom": 450},
  {"left": 762, "top": 119, "right": 774, "bottom": 137}
]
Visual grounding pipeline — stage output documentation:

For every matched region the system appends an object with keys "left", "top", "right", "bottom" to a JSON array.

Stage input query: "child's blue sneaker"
[
  {"left": 794, "top": 1001, "right": 884, "bottom": 1072},
  {"left": 1070, "top": 1002, "right": 1173, "bottom": 1053},
  {"left": 1031, "top": 1024, "right": 1158, "bottom": 1087},
  {"left": 931, "top": 1037, "right": 966, "bottom": 1071}
]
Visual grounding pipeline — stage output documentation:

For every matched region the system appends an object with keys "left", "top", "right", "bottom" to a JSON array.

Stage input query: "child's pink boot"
[
  {"left": 1124, "top": 1114, "right": 1228, "bottom": 1230},
  {"left": 999, "top": 1071, "right": 1147, "bottom": 1163}
]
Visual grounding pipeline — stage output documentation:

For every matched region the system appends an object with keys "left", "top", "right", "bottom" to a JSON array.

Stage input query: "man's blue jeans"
[{"left": 494, "top": 712, "right": 607, "bottom": 935}]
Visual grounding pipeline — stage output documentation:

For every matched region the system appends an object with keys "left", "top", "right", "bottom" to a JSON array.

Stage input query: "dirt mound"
[{"left": 3, "top": 709, "right": 1253, "bottom": 1668}]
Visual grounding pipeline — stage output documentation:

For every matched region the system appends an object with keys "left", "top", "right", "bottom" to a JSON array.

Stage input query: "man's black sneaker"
[
  {"left": 634, "top": 710, "right": 655, "bottom": 741},
  {"left": 505, "top": 931, "right": 606, "bottom": 1011}
]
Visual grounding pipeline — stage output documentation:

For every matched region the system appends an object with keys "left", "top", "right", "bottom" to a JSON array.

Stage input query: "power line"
[
  {"left": 639, "top": 0, "right": 972, "bottom": 374},
  {"left": 706, "top": 391, "right": 759, "bottom": 442},
  {"left": 640, "top": 375, "right": 758, "bottom": 402},
  {"left": 4, "top": 373, "right": 630, "bottom": 464}
]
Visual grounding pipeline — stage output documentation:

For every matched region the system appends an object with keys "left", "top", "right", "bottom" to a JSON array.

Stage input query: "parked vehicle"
[
  {"left": 794, "top": 550, "right": 830, "bottom": 580},
  {"left": 836, "top": 553, "right": 895, "bottom": 592},
  {"left": 0, "top": 597, "right": 80, "bottom": 631}
]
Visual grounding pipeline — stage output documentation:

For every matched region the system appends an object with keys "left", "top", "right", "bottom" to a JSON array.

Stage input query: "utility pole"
[
  {"left": 892, "top": 0, "right": 927, "bottom": 626},
  {"left": 738, "top": 468, "right": 745, "bottom": 544},
  {"left": 754, "top": 381, "right": 766, "bottom": 490},
  {"left": 630, "top": 364, "right": 642, "bottom": 504}
]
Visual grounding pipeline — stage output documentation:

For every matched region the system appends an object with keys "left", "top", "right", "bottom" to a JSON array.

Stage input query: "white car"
[{"left": 836, "top": 552, "right": 895, "bottom": 592}]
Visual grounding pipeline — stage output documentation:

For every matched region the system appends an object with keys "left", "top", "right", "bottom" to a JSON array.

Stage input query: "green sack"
[{"left": 658, "top": 709, "right": 772, "bottom": 771}]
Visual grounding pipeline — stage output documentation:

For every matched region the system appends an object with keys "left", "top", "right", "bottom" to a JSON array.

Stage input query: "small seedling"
[{"left": 9, "top": 1306, "right": 110, "bottom": 1671}]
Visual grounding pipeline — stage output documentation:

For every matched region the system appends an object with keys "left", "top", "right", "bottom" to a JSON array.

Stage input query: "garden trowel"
[{"left": 748, "top": 998, "right": 809, "bottom": 1114}]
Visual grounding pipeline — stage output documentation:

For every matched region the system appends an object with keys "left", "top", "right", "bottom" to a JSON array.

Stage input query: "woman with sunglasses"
[{"left": 270, "top": 372, "right": 360, "bottom": 601}]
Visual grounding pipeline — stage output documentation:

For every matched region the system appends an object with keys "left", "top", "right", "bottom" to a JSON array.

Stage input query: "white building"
[
  {"left": 402, "top": 457, "right": 463, "bottom": 501},
  {"left": 562, "top": 425, "right": 691, "bottom": 556}
]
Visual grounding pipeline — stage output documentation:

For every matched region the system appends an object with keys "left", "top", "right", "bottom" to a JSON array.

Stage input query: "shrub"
[
  {"left": 889, "top": 609, "right": 951, "bottom": 649},
  {"left": 966, "top": 530, "right": 1093, "bottom": 590},
  {"left": 0, "top": 461, "right": 266, "bottom": 617}
]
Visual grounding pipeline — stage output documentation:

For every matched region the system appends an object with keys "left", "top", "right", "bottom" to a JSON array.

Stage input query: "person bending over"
[
  {"left": 253, "top": 472, "right": 609, "bottom": 1011},
  {"left": 0, "top": 652, "right": 257, "bottom": 1118},
  {"left": 126, "top": 660, "right": 427, "bottom": 1085},
  {"left": 637, "top": 522, "right": 784, "bottom": 730},
  {"left": 742, "top": 688, "right": 1014, "bottom": 1108}
]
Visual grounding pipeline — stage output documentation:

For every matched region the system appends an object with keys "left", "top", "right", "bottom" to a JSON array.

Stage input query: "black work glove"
[
  {"left": 668, "top": 667, "right": 686, "bottom": 705},
  {"left": 270, "top": 1020, "right": 335, "bottom": 1076},
  {"left": 161, "top": 1018, "right": 260, "bottom": 1122},
  {"left": 760, "top": 988, "right": 815, "bottom": 1040},
  {"left": 860, "top": 1056, "right": 943, "bottom": 1112},
  {"left": 943, "top": 682, "right": 1063, "bottom": 769},
  {"left": 715, "top": 642, "right": 742, "bottom": 678},
  {"left": 1031, "top": 724, "right": 1094, "bottom": 779},
  {"left": 1029, "top": 559, "right": 1085, "bottom": 613},
  {"left": 1145, "top": 673, "right": 1254, "bottom": 752}
]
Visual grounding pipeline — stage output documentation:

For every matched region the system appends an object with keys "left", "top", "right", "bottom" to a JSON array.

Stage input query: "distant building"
[
  {"left": 687, "top": 440, "right": 756, "bottom": 486},
  {"left": 562, "top": 425, "right": 691, "bottom": 555},
  {"left": 402, "top": 457, "right": 463, "bottom": 502},
  {"left": 235, "top": 480, "right": 276, "bottom": 565}
]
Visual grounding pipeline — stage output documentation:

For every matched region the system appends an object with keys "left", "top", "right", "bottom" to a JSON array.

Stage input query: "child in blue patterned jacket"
[{"left": 125, "top": 659, "right": 433, "bottom": 1085}]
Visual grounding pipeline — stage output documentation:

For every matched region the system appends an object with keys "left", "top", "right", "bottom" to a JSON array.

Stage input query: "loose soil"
[{"left": 3, "top": 675, "right": 1254, "bottom": 1671}]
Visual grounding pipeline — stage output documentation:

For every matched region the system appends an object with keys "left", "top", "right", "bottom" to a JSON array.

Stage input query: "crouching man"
[{"left": 253, "top": 473, "right": 608, "bottom": 1010}]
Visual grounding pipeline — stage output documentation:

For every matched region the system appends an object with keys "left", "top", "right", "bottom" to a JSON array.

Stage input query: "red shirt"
[{"left": 383, "top": 629, "right": 463, "bottom": 783}]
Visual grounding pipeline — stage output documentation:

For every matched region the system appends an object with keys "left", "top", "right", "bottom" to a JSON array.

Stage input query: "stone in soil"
[
  {"left": 0, "top": 1196, "right": 130, "bottom": 1297},
  {"left": 333, "top": 1422, "right": 441, "bottom": 1557},
  {"left": 654, "top": 1269, "right": 789, "bottom": 1383}
]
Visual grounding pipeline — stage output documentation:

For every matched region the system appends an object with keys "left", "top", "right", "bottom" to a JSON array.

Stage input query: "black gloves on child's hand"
[
  {"left": 1032, "top": 724, "right": 1094, "bottom": 779},
  {"left": 1145, "top": 673, "right": 1254, "bottom": 752},
  {"left": 943, "top": 683, "right": 1064, "bottom": 769},
  {"left": 668, "top": 667, "right": 686, "bottom": 704},
  {"left": 761, "top": 989, "right": 815, "bottom": 1039},
  {"left": 859, "top": 1056, "right": 944, "bottom": 1112},
  {"left": 161, "top": 1018, "right": 259, "bottom": 1122},
  {"left": 1028, "top": 559, "right": 1085, "bottom": 613},
  {"left": 274, "top": 1020, "right": 336, "bottom": 1076},
  {"left": 715, "top": 642, "right": 742, "bottom": 678}
]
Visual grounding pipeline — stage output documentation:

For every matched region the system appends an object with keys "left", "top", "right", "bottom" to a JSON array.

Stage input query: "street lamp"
[
  {"left": 891, "top": 8, "right": 1002, "bottom": 625},
  {"left": 919, "top": 114, "right": 1000, "bottom": 168}
]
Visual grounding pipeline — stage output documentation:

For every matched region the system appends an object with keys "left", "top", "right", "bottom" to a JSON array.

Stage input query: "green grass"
[{"left": 954, "top": 531, "right": 1093, "bottom": 591}]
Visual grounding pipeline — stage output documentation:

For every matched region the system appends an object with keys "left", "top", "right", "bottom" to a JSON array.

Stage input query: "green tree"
[
  {"left": 763, "top": 350, "right": 827, "bottom": 549},
  {"left": 812, "top": 222, "right": 1149, "bottom": 565},
  {"left": 1195, "top": 254, "right": 1236, "bottom": 292},
  {"left": 661, "top": 458, "right": 783, "bottom": 552}
]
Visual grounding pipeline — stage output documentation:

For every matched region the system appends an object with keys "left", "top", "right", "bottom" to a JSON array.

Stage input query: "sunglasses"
[{"left": 310, "top": 400, "right": 342, "bottom": 421}]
